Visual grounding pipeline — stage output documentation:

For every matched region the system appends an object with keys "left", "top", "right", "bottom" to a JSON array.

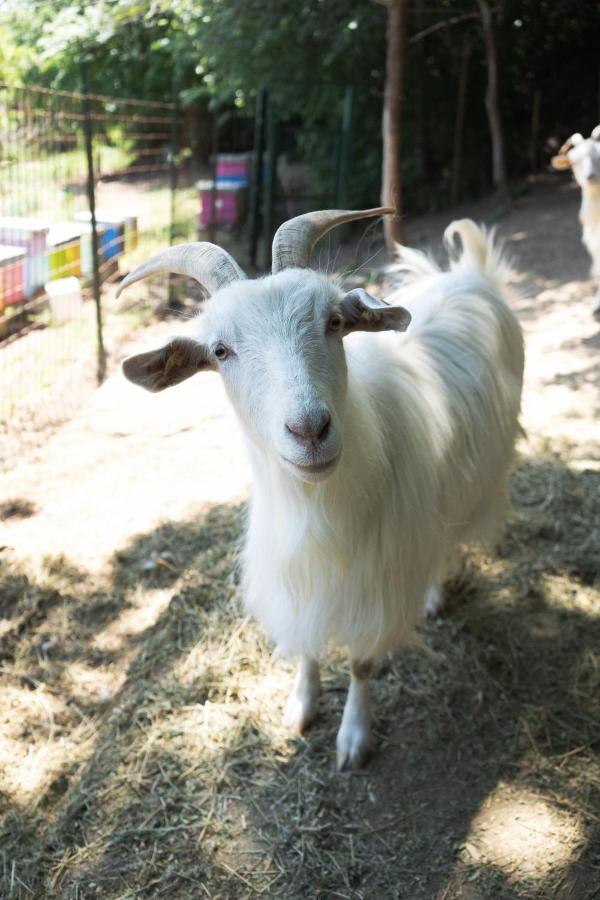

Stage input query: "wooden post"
[
  {"left": 381, "top": 0, "right": 410, "bottom": 251},
  {"left": 477, "top": 0, "right": 509, "bottom": 198}
]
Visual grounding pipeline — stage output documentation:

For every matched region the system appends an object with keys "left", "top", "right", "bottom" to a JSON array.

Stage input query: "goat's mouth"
[{"left": 281, "top": 451, "right": 341, "bottom": 480}]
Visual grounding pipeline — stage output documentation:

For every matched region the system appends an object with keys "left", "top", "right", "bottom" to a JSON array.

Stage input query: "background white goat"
[
  {"left": 552, "top": 125, "right": 600, "bottom": 319},
  {"left": 118, "top": 209, "right": 524, "bottom": 770}
]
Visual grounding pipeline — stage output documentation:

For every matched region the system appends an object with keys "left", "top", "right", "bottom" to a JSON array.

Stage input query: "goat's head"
[
  {"left": 119, "top": 208, "right": 411, "bottom": 483},
  {"left": 551, "top": 127, "right": 600, "bottom": 189}
]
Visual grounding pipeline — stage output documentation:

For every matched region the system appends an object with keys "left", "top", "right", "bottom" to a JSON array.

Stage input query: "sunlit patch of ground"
[
  {"left": 465, "top": 785, "right": 584, "bottom": 881},
  {"left": 0, "top": 177, "right": 599, "bottom": 898}
]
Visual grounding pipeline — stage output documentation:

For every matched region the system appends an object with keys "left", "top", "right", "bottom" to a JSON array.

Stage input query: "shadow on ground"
[{"left": 0, "top": 453, "right": 598, "bottom": 899}]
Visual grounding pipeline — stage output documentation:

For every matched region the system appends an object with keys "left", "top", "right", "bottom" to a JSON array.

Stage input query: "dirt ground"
[{"left": 0, "top": 176, "right": 599, "bottom": 899}]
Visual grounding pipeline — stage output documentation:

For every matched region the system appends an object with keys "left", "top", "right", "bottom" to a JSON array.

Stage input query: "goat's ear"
[
  {"left": 122, "top": 337, "right": 212, "bottom": 392},
  {"left": 340, "top": 288, "right": 411, "bottom": 335},
  {"left": 551, "top": 154, "right": 572, "bottom": 171}
]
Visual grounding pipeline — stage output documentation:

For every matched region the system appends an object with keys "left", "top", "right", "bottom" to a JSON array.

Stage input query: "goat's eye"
[
  {"left": 327, "top": 313, "right": 343, "bottom": 333},
  {"left": 214, "top": 342, "right": 230, "bottom": 360}
]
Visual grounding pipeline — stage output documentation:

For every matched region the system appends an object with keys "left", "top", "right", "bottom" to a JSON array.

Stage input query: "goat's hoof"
[
  {"left": 283, "top": 693, "right": 317, "bottom": 736},
  {"left": 424, "top": 584, "right": 443, "bottom": 618},
  {"left": 336, "top": 724, "right": 372, "bottom": 771}
]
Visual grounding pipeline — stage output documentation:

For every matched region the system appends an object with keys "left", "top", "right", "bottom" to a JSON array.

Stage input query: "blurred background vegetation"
[{"left": 1, "top": 0, "right": 599, "bottom": 212}]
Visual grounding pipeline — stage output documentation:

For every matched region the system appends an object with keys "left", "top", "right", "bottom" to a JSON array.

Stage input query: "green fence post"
[
  {"left": 168, "top": 68, "right": 180, "bottom": 307},
  {"left": 81, "top": 59, "right": 106, "bottom": 384},
  {"left": 208, "top": 109, "right": 219, "bottom": 246},
  {"left": 263, "top": 101, "right": 278, "bottom": 271},
  {"left": 248, "top": 88, "right": 267, "bottom": 269}
]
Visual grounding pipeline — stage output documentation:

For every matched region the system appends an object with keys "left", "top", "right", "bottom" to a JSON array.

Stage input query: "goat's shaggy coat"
[
  {"left": 243, "top": 222, "right": 524, "bottom": 661},
  {"left": 120, "top": 210, "right": 524, "bottom": 768}
]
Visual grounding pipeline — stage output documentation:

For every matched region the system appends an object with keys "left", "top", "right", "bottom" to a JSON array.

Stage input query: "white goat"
[
  {"left": 552, "top": 125, "right": 600, "bottom": 319},
  {"left": 118, "top": 209, "right": 524, "bottom": 770}
]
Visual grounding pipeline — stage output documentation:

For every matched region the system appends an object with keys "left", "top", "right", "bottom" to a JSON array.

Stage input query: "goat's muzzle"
[
  {"left": 285, "top": 411, "right": 331, "bottom": 448},
  {"left": 280, "top": 408, "right": 341, "bottom": 482}
]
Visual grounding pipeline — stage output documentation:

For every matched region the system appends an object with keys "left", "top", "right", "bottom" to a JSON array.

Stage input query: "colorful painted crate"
[
  {"left": 215, "top": 153, "right": 253, "bottom": 186},
  {"left": 198, "top": 180, "right": 247, "bottom": 227},
  {"left": 47, "top": 223, "right": 83, "bottom": 279},
  {"left": 117, "top": 213, "right": 138, "bottom": 254},
  {"left": 74, "top": 212, "right": 122, "bottom": 264},
  {"left": 75, "top": 210, "right": 137, "bottom": 260},
  {"left": 0, "top": 244, "right": 26, "bottom": 314},
  {"left": 78, "top": 222, "right": 106, "bottom": 277},
  {"left": 0, "top": 217, "right": 50, "bottom": 296}
]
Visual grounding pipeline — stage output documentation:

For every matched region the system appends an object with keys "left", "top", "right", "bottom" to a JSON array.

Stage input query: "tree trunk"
[
  {"left": 477, "top": 0, "right": 508, "bottom": 197},
  {"left": 451, "top": 33, "right": 471, "bottom": 205},
  {"left": 414, "top": 0, "right": 434, "bottom": 211},
  {"left": 529, "top": 86, "right": 541, "bottom": 174},
  {"left": 381, "top": 0, "right": 410, "bottom": 252}
]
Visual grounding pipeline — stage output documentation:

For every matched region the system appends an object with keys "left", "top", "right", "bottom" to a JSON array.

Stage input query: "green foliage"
[
  {"left": 1, "top": 0, "right": 189, "bottom": 97},
  {"left": 1, "top": 0, "right": 599, "bottom": 209},
  {"left": 189, "top": 1, "right": 387, "bottom": 206},
  {"left": 0, "top": 22, "right": 36, "bottom": 84}
]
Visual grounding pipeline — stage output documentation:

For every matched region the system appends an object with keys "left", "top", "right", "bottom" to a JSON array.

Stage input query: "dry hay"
[{"left": 0, "top": 436, "right": 599, "bottom": 900}]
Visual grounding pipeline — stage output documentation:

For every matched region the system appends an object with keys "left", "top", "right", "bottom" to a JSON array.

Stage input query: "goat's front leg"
[
  {"left": 424, "top": 582, "right": 443, "bottom": 618},
  {"left": 284, "top": 655, "right": 320, "bottom": 735},
  {"left": 336, "top": 659, "right": 373, "bottom": 771}
]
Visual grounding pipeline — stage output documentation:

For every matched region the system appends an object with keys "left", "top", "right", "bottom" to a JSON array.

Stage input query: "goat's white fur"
[
  {"left": 243, "top": 223, "right": 522, "bottom": 663},
  {"left": 552, "top": 127, "right": 600, "bottom": 318},
  {"left": 121, "top": 217, "right": 524, "bottom": 770}
]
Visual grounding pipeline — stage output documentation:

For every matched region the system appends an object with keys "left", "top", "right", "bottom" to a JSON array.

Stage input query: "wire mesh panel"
[{"left": 0, "top": 82, "right": 198, "bottom": 468}]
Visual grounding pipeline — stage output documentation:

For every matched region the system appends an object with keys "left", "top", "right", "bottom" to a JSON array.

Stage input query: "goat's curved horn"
[
  {"left": 558, "top": 132, "right": 584, "bottom": 155},
  {"left": 271, "top": 207, "right": 395, "bottom": 273},
  {"left": 116, "top": 243, "right": 245, "bottom": 299},
  {"left": 591, "top": 125, "right": 600, "bottom": 141}
]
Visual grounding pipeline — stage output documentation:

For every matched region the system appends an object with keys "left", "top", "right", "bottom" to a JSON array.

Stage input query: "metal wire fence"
[
  {"left": 0, "top": 80, "right": 367, "bottom": 470},
  {"left": 0, "top": 82, "right": 201, "bottom": 467}
]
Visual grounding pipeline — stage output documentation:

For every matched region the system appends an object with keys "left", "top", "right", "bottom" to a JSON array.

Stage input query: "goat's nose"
[
  {"left": 286, "top": 411, "right": 331, "bottom": 446},
  {"left": 587, "top": 172, "right": 598, "bottom": 182}
]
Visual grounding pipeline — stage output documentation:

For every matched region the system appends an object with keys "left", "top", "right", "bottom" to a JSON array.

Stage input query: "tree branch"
[{"left": 409, "top": 11, "right": 479, "bottom": 45}]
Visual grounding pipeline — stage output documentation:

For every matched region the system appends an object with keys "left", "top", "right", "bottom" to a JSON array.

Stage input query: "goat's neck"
[{"left": 580, "top": 187, "right": 600, "bottom": 224}]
